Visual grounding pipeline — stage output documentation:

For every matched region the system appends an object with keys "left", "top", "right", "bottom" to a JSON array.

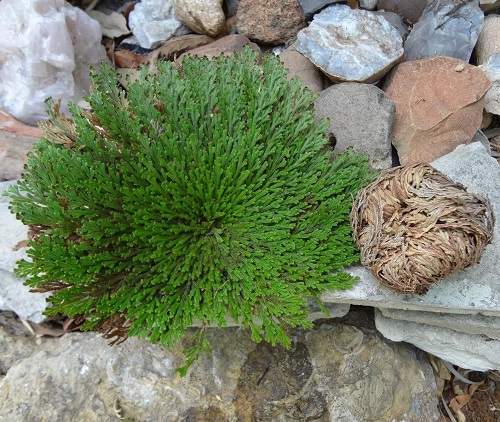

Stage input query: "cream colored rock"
[
  {"left": 475, "top": 14, "right": 500, "bottom": 65},
  {"left": 383, "top": 57, "right": 491, "bottom": 165},
  {"left": 174, "top": 0, "right": 225, "bottom": 37}
]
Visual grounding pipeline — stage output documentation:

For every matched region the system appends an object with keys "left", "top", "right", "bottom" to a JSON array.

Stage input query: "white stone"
[
  {"left": 295, "top": 5, "right": 404, "bottom": 83},
  {"left": 479, "top": 53, "right": 500, "bottom": 116},
  {"left": 322, "top": 143, "right": 500, "bottom": 317},
  {"left": 174, "top": 0, "right": 225, "bottom": 37},
  {"left": 0, "top": 181, "right": 49, "bottom": 322},
  {"left": 375, "top": 310, "right": 500, "bottom": 371},
  {"left": 0, "top": 0, "right": 108, "bottom": 126},
  {"left": 0, "top": 181, "right": 27, "bottom": 273},
  {"left": 128, "top": 0, "right": 190, "bottom": 49}
]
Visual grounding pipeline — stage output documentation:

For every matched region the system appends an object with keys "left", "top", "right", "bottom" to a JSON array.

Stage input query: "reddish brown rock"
[
  {"left": 279, "top": 46, "right": 326, "bottom": 94},
  {"left": 179, "top": 34, "right": 261, "bottom": 61},
  {"left": 383, "top": 57, "right": 491, "bottom": 165},
  {"left": 0, "top": 110, "right": 40, "bottom": 180},
  {"left": 236, "top": 0, "right": 306, "bottom": 45}
]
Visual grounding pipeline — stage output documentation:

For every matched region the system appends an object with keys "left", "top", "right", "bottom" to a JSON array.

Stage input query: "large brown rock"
[
  {"left": 236, "top": 0, "right": 306, "bottom": 45},
  {"left": 383, "top": 57, "right": 491, "bottom": 165},
  {"left": 279, "top": 46, "right": 326, "bottom": 94}
]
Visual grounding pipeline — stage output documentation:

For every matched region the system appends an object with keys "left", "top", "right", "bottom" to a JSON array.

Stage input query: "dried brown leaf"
[
  {"left": 149, "top": 34, "right": 215, "bottom": 63},
  {"left": 108, "top": 49, "right": 149, "bottom": 69}
]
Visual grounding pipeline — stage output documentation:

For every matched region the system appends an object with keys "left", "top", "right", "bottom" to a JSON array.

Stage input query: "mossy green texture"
[{"left": 6, "top": 48, "right": 372, "bottom": 374}]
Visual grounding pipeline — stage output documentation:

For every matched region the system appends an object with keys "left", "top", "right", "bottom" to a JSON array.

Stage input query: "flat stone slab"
[
  {"left": 322, "top": 143, "right": 500, "bottom": 316},
  {"left": 379, "top": 307, "right": 500, "bottom": 340},
  {"left": 375, "top": 309, "right": 500, "bottom": 371}
]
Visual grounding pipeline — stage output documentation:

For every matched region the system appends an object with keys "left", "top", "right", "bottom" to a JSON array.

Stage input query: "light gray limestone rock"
[
  {"left": 314, "top": 82, "right": 395, "bottom": 169},
  {"left": 295, "top": 5, "right": 404, "bottom": 83},
  {"left": 375, "top": 309, "right": 500, "bottom": 371},
  {"left": 128, "top": 0, "right": 190, "bottom": 49},
  {"left": 479, "top": 53, "right": 500, "bottom": 116},
  {"left": 0, "top": 181, "right": 49, "bottom": 323},
  {"left": 322, "top": 143, "right": 500, "bottom": 317},
  {"left": 0, "top": 270, "right": 49, "bottom": 323},
  {"left": 472, "top": 130, "right": 492, "bottom": 155},
  {"left": 404, "top": 0, "right": 484, "bottom": 62},
  {"left": 0, "top": 0, "right": 109, "bottom": 125},
  {"left": 0, "top": 181, "right": 26, "bottom": 273},
  {"left": 379, "top": 307, "right": 500, "bottom": 340},
  {"left": 0, "top": 310, "right": 441, "bottom": 421}
]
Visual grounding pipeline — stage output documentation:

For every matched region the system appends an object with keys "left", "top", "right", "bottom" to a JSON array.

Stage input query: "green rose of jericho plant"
[{"left": 5, "top": 47, "right": 373, "bottom": 375}]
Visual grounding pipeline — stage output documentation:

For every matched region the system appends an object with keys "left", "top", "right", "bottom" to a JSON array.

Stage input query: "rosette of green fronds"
[{"left": 6, "top": 48, "right": 372, "bottom": 375}]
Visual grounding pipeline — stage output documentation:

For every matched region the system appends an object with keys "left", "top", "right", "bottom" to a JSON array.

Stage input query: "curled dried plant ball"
[
  {"left": 350, "top": 164, "right": 495, "bottom": 294},
  {"left": 5, "top": 47, "right": 373, "bottom": 374}
]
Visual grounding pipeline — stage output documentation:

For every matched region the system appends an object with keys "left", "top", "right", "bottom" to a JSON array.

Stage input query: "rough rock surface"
[
  {"left": 375, "top": 310, "right": 500, "bottom": 371},
  {"left": 179, "top": 34, "right": 261, "bottom": 61},
  {"left": 236, "top": 0, "right": 306, "bottom": 45},
  {"left": 0, "top": 111, "right": 40, "bottom": 180},
  {"left": 174, "top": 0, "right": 225, "bottom": 37},
  {"left": 383, "top": 56, "right": 491, "bottom": 165},
  {"left": 475, "top": 14, "right": 500, "bottom": 65},
  {"left": 377, "top": 0, "right": 427, "bottom": 23},
  {"left": 128, "top": 0, "right": 190, "bottom": 49},
  {"left": 295, "top": 5, "right": 404, "bottom": 83},
  {"left": 0, "top": 310, "right": 441, "bottom": 421},
  {"left": 403, "top": 0, "right": 484, "bottom": 62},
  {"left": 279, "top": 46, "right": 326, "bottom": 94},
  {"left": 0, "top": 0, "right": 108, "bottom": 126},
  {"left": 479, "top": 53, "right": 500, "bottom": 116},
  {"left": 314, "top": 83, "right": 395, "bottom": 169},
  {"left": 322, "top": 143, "right": 500, "bottom": 318}
]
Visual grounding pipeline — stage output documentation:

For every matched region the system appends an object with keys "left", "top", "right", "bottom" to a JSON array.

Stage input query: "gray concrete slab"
[{"left": 322, "top": 143, "right": 500, "bottom": 316}]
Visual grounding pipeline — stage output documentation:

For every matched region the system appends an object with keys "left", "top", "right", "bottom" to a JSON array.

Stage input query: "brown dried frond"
[
  {"left": 31, "top": 280, "right": 71, "bottom": 293},
  {"left": 95, "top": 313, "right": 133, "bottom": 346},
  {"left": 27, "top": 224, "right": 51, "bottom": 243},
  {"left": 350, "top": 164, "right": 495, "bottom": 294},
  {"left": 38, "top": 98, "right": 78, "bottom": 148}
]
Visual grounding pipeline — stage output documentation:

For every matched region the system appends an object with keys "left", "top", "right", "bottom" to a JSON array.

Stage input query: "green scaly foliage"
[{"left": 5, "top": 48, "right": 373, "bottom": 375}]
